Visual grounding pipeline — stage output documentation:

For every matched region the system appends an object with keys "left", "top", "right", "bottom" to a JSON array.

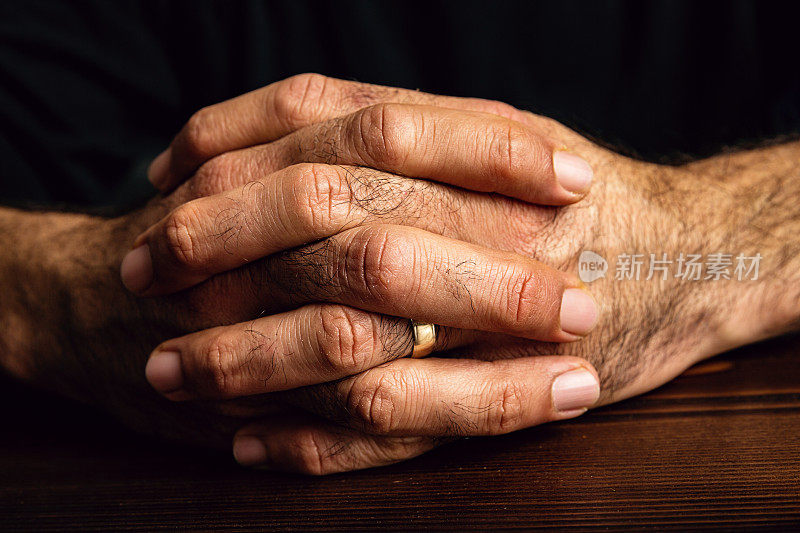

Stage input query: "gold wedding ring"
[{"left": 410, "top": 320, "right": 437, "bottom": 358}]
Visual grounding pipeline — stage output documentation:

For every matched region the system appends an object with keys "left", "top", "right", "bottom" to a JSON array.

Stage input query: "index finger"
[{"left": 149, "top": 73, "right": 534, "bottom": 191}]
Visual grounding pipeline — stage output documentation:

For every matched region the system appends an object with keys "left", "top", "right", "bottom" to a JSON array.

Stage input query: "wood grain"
[{"left": 2, "top": 334, "right": 799, "bottom": 531}]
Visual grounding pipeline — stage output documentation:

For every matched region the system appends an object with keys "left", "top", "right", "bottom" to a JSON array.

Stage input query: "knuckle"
[
  {"left": 200, "top": 334, "right": 238, "bottom": 395},
  {"left": 181, "top": 108, "right": 217, "bottom": 159},
  {"left": 316, "top": 305, "right": 379, "bottom": 374},
  {"left": 341, "top": 227, "right": 405, "bottom": 302},
  {"left": 290, "top": 163, "right": 353, "bottom": 232},
  {"left": 352, "top": 103, "right": 411, "bottom": 167},
  {"left": 290, "top": 429, "right": 328, "bottom": 476},
  {"left": 162, "top": 204, "right": 205, "bottom": 270},
  {"left": 498, "top": 269, "right": 547, "bottom": 330},
  {"left": 273, "top": 73, "right": 330, "bottom": 125},
  {"left": 344, "top": 370, "right": 407, "bottom": 434},
  {"left": 485, "top": 378, "right": 525, "bottom": 434},
  {"left": 488, "top": 123, "right": 529, "bottom": 179}
]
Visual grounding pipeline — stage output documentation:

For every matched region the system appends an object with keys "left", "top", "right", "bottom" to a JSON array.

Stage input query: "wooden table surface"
[{"left": 2, "top": 334, "right": 799, "bottom": 531}]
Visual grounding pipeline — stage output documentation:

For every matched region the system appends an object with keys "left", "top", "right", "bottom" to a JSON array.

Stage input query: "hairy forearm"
[
  {"left": 0, "top": 207, "right": 147, "bottom": 397},
  {"left": 0, "top": 205, "right": 216, "bottom": 440},
  {"left": 637, "top": 142, "right": 800, "bottom": 383},
  {"left": 532, "top": 135, "right": 800, "bottom": 401},
  {"left": 0, "top": 207, "right": 89, "bottom": 381},
  {"left": 687, "top": 141, "right": 800, "bottom": 346}
]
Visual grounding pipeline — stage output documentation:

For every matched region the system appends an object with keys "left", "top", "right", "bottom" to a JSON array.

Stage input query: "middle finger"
[{"left": 233, "top": 224, "right": 599, "bottom": 342}]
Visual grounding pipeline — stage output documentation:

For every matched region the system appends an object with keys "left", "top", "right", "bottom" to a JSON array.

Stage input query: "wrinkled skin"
[{"left": 3, "top": 75, "right": 798, "bottom": 474}]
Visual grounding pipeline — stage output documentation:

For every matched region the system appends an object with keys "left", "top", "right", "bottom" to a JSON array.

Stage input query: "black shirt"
[{"left": 1, "top": 0, "right": 798, "bottom": 208}]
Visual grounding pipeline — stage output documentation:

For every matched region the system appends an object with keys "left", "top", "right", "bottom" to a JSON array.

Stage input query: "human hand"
[
  {"left": 0, "top": 76, "right": 603, "bottom": 469},
  {"left": 6, "top": 75, "right": 796, "bottom": 474},
  {"left": 118, "top": 75, "right": 607, "bottom": 468},
  {"left": 132, "top": 76, "right": 800, "bottom": 473},
  {"left": 239, "top": 131, "right": 800, "bottom": 474}
]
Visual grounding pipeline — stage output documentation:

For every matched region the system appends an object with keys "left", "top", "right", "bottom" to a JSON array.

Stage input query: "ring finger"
[{"left": 145, "top": 303, "right": 470, "bottom": 400}]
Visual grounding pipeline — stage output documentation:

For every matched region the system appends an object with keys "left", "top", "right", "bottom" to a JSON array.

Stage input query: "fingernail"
[
  {"left": 147, "top": 149, "right": 172, "bottom": 189},
  {"left": 120, "top": 244, "right": 153, "bottom": 293},
  {"left": 560, "top": 288, "right": 598, "bottom": 336},
  {"left": 145, "top": 350, "right": 184, "bottom": 394},
  {"left": 552, "top": 368, "right": 600, "bottom": 412},
  {"left": 233, "top": 436, "right": 268, "bottom": 466},
  {"left": 553, "top": 151, "right": 593, "bottom": 194}
]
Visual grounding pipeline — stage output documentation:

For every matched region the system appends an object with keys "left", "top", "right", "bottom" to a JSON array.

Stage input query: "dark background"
[
  {"left": 2, "top": 2, "right": 800, "bottom": 529},
  {"left": 1, "top": 0, "right": 799, "bottom": 208}
]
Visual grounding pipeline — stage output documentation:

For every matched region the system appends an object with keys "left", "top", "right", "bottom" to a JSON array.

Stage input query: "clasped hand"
[{"left": 119, "top": 74, "right": 725, "bottom": 473}]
